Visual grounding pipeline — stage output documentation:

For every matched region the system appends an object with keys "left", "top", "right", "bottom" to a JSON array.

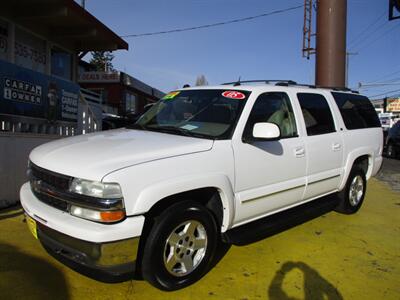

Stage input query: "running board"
[{"left": 222, "top": 195, "right": 339, "bottom": 246}]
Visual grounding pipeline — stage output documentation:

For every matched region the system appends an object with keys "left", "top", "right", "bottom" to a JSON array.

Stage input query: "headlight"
[
  {"left": 69, "top": 178, "right": 123, "bottom": 199},
  {"left": 68, "top": 178, "right": 125, "bottom": 223}
]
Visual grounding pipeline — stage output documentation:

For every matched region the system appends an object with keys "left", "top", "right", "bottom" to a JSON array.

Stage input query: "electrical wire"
[
  {"left": 120, "top": 4, "right": 304, "bottom": 38},
  {"left": 351, "top": 24, "right": 400, "bottom": 52},
  {"left": 365, "top": 69, "right": 400, "bottom": 84},
  {"left": 348, "top": 10, "right": 386, "bottom": 48},
  {"left": 369, "top": 88, "right": 400, "bottom": 99}
]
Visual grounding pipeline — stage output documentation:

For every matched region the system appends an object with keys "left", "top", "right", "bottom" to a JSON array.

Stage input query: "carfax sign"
[{"left": 0, "top": 59, "right": 79, "bottom": 121}]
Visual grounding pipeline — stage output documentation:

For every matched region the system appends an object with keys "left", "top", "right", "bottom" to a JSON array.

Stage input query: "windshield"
[{"left": 133, "top": 89, "right": 250, "bottom": 139}]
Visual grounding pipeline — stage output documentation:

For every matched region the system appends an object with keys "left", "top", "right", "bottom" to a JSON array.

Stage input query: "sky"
[{"left": 81, "top": 0, "right": 400, "bottom": 99}]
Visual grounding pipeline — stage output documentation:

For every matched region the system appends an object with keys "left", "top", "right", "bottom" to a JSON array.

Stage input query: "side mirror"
[{"left": 252, "top": 122, "right": 281, "bottom": 140}]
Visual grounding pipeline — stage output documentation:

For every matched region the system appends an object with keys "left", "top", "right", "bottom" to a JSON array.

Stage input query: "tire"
[
  {"left": 387, "top": 143, "right": 396, "bottom": 158},
  {"left": 141, "top": 201, "right": 218, "bottom": 291},
  {"left": 335, "top": 167, "right": 366, "bottom": 214}
]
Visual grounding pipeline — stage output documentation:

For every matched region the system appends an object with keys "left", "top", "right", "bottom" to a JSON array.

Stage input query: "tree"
[
  {"left": 195, "top": 74, "right": 209, "bottom": 86},
  {"left": 89, "top": 51, "right": 115, "bottom": 72}
]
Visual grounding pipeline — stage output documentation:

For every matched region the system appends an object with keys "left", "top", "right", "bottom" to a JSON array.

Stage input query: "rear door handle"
[
  {"left": 332, "top": 143, "right": 342, "bottom": 151},
  {"left": 294, "top": 146, "right": 305, "bottom": 158}
]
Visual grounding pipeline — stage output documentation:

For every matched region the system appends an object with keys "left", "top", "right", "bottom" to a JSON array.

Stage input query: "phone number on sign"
[{"left": 15, "top": 42, "right": 46, "bottom": 65}]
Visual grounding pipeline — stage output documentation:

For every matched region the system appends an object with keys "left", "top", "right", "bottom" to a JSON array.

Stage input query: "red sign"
[{"left": 222, "top": 91, "right": 246, "bottom": 100}]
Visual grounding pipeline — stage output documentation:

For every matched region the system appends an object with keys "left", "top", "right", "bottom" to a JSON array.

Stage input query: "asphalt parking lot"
[
  {"left": 375, "top": 158, "right": 400, "bottom": 192},
  {"left": 0, "top": 159, "right": 399, "bottom": 300}
]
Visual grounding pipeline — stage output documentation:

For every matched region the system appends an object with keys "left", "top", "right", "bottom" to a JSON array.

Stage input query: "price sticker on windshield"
[
  {"left": 163, "top": 91, "right": 180, "bottom": 100},
  {"left": 222, "top": 91, "right": 246, "bottom": 100}
]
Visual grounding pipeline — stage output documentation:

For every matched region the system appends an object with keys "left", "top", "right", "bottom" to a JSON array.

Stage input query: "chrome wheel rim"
[
  {"left": 163, "top": 220, "right": 208, "bottom": 277},
  {"left": 349, "top": 175, "right": 364, "bottom": 206}
]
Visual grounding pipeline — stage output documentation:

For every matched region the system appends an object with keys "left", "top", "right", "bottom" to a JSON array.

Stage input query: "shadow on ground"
[
  {"left": 0, "top": 205, "right": 24, "bottom": 220},
  {"left": 268, "top": 261, "right": 343, "bottom": 300},
  {"left": 0, "top": 243, "right": 69, "bottom": 300},
  {"left": 225, "top": 195, "right": 338, "bottom": 246}
]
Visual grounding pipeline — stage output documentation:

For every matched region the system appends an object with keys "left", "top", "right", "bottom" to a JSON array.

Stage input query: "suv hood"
[{"left": 30, "top": 129, "right": 214, "bottom": 181}]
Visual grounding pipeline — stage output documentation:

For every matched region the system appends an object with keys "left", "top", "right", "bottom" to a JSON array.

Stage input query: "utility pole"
[
  {"left": 81, "top": 0, "right": 86, "bottom": 9},
  {"left": 345, "top": 52, "right": 358, "bottom": 88},
  {"left": 315, "top": 0, "right": 347, "bottom": 88}
]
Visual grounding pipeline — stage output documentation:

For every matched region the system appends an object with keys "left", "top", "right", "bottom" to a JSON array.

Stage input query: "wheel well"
[
  {"left": 353, "top": 155, "right": 369, "bottom": 175},
  {"left": 145, "top": 187, "right": 223, "bottom": 226},
  {"left": 135, "top": 187, "right": 223, "bottom": 277}
]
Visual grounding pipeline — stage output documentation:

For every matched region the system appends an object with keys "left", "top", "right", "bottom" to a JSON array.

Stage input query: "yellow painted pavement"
[{"left": 0, "top": 178, "right": 399, "bottom": 300}]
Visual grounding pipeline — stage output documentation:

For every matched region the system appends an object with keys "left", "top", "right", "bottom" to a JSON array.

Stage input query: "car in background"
[{"left": 386, "top": 121, "right": 400, "bottom": 158}]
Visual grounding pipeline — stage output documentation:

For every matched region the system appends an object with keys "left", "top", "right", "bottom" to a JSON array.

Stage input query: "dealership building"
[
  {"left": 78, "top": 69, "right": 164, "bottom": 117},
  {"left": 0, "top": 0, "right": 163, "bottom": 207},
  {"left": 0, "top": 0, "right": 132, "bottom": 135}
]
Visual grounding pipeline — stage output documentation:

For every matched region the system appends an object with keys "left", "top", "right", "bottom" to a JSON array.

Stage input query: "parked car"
[
  {"left": 20, "top": 81, "right": 383, "bottom": 290},
  {"left": 386, "top": 121, "right": 400, "bottom": 158}
]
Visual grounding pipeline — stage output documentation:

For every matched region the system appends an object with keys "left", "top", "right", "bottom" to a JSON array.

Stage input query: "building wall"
[
  {"left": 81, "top": 82, "right": 159, "bottom": 115},
  {"left": 0, "top": 17, "right": 76, "bottom": 82},
  {"left": 0, "top": 133, "right": 61, "bottom": 208}
]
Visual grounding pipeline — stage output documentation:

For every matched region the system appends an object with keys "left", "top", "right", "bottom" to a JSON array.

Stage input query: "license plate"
[{"left": 26, "top": 214, "right": 38, "bottom": 239}]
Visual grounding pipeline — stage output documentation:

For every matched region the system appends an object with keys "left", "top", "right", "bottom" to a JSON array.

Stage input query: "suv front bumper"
[
  {"left": 20, "top": 182, "right": 145, "bottom": 281},
  {"left": 36, "top": 220, "right": 140, "bottom": 281}
]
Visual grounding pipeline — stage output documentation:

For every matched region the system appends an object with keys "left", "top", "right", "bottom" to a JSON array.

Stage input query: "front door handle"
[
  {"left": 332, "top": 143, "right": 342, "bottom": 151},
  {"left": 294, "top": 146, "right": 305, "bottom": 158}
]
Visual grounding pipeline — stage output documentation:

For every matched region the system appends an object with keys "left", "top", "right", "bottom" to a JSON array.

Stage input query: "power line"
[
  {"left": 369, "top": 88, "right": 400, "bottom": 99},
  {"left": 348, "top": 10, "right": 386, "bottom": 48},
  {"left": 365, "top": 69, "right": 400, "bottom": 84},
  {"left": 349, "top": 21, "right": 388, "bottom": 50},
  {"left": 121, "top": 4, "right": 304, "bottom": 38},
  {"left": 351, "top": 24, "right": 400, "bottom": 52}
]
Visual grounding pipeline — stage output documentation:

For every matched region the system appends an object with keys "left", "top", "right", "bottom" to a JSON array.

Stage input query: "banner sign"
[
  {"left": 0, "top": 59, "right": 79, "bottom": 121},
  {"left": 387, "top": 98, "right": 400, "bottom": 112},
  {"left": 78, "top": 71, "right": 120, "bottom": 83}
]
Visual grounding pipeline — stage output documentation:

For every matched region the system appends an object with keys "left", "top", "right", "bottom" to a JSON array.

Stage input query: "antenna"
[{"left": 233, "top": 76, "right": 241, "bottom": 86}]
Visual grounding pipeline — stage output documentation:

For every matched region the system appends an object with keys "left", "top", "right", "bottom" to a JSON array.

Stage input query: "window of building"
[
  {"left": 51, "top": 47, "right": 72, "bottom": 80},
  {"left": 126, "top": 92, "right": 137, "bottom": 114},
  {"left": 15, "top": 27, "right": 46, "bottom": 73},
  {"left": 244, "top": 92, "right": 297, "bottom": 139},
  {"left": 0, "top": 19, "right": 8, "bottom": 61},
  {"left": 331, "top": 92, "right": 381, "bottom": 129},
  {"left": 297, "top": 93, "right": 336, "bottom": 136}
]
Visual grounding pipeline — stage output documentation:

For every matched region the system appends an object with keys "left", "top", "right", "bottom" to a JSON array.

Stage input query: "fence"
[{"left": 0, "top": 89, "right": 103, "bottom": 208}]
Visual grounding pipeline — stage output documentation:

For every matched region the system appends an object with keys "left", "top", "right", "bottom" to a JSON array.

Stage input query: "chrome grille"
[{"left": 29, "top": 162, "right": 72, "bottom": 212}]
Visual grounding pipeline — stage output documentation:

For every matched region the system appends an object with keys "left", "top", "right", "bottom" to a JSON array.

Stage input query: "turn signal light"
[
  {"left": 70, "top": 205, "right": 126, "bottom": 223},
  {"left": 100, "top": 210, "right": 126, "bottom": 223}
]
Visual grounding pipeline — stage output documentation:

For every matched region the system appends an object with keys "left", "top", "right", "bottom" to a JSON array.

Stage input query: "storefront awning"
[{"left": 0, "top": 0, "right": 128, "bottom": 51}]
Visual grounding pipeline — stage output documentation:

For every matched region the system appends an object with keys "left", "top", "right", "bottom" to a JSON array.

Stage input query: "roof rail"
[
  {"left": 316, "top": 86, "right": 359, "bottom": 94},
  {"left": 222, "top": 80, "right": 297, "bottom": 86},
  {"left": 221, "top": 80, "right": 359, "bottom": 93}
]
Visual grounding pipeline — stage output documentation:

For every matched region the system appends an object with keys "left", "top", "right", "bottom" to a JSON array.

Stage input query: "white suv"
[{"left": 20, "top": 81, "right": 383, "bottom": 290}]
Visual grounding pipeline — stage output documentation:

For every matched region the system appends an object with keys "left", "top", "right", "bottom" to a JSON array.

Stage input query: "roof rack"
[
  {"left": 222, "top": 80, "right": 297, "bottom": 86},
  {"left": 221, "top": 80, "right": 359, "bottom": 93}
]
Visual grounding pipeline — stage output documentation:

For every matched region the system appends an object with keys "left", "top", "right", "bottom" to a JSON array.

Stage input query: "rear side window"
[
  {"left": 297, "top": 93, "right": 336, "bottom": 136},
  {"left": 331, "top": 92, "right": 381, "bottom": 129}
]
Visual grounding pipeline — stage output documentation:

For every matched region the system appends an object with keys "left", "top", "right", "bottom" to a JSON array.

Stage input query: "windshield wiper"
[
  {"left": 127, "top": 123, "right": 148, "bottom": 130},
  {"left": 149, "top": 126, "right": 214, "bottom": 140}
]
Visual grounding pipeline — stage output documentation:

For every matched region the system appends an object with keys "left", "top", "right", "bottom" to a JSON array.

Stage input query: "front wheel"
[
  {"left": 141, "top": 201, "right": 218, "bottom": 291},
  {"left": 335, "top": 167, "right": 366, "bottom": 214}
]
